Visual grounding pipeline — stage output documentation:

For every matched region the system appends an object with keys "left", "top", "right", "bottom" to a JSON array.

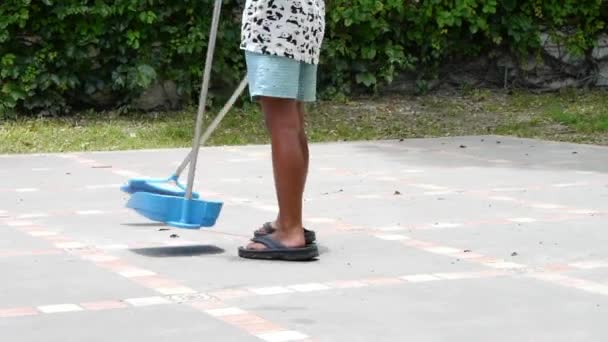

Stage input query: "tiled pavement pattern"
[{"left": 1, "top": 135, "right": 607, "bottom": 341}]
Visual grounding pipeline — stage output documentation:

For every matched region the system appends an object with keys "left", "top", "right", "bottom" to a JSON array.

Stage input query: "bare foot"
[{"left": 254, "top": 220, "right": 278, "bottom": 235}]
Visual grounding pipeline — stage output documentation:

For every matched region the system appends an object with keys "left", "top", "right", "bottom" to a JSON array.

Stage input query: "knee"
[{"left": 260, "top": 97, "right": 302, "bottom": 133}]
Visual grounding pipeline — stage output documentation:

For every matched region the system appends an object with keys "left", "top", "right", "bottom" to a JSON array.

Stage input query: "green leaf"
[
  {"left": 355, "top": 72, "right": 377, "bottom": 87},
  {"left": 135, "top": 64, "right": 157, "bottom": 88}
]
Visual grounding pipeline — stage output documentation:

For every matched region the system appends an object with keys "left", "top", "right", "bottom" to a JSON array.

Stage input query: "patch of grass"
[
  {"left": 545, "top": 102, "right": 608, "bottom": 134},
  {"left": 1, "top": 88, "right": 607, "bottom": 154},
  {"left": 0, "top": 105, "right": 268, "bottom": 154}
]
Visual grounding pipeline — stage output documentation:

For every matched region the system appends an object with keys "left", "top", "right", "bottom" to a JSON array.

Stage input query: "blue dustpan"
[
  {"left": 127, "top": 192, "right": 222, "bottom": 229},
  {"left": 124, "top": 0, "right": 226, "bottom": 229},
  {"left": 120, "top": 174, "right": 200, "bottom": 199}
]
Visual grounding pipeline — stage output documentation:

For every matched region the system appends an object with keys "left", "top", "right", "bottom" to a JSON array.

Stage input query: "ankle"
[
  {"left": 276, "top": 219, "right": 303, "bottom": 233},
  {"left": 273, "top": 229, "right": 306, "bottom": 247}
]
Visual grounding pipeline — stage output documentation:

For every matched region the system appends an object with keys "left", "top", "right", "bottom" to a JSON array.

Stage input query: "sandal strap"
[
  {"left": 251, "top": 235, "right": 287, "bottom": 249},
  {"left": 256, "top": 222, "right": 275, "bottom": 234}
]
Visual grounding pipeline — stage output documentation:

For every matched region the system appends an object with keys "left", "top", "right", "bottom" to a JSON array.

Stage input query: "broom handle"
[
  {"left": 174, "top": 77, "right": 248, "bottom": 179},
  {"left": 184, "top": 0, "right": 222, "bottom": 200}
]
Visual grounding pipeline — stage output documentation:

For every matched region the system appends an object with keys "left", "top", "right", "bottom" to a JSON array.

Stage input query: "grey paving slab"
[
  {"left": 568, "top": 268, "right": 608, "bottom": 284},
  {"left": 0, "top": 228, "right": 52, "bottom": 250},
  {"left": 0, "top": 254, "right": 157, "bottom": 307},
  {"left": 234, "top": 277, "right": 608, "bottom": 342},
  {"left": 300, "top": 193, "right": 545, "bottom": 228},
  {"left": 33, "top": 204, "right": 483, "bottom": 291},
  {"left": 497, "top": 186, "right": 608, "bottom": 212},
  {"left": 0, "top": 305, "right": 257, "bottom": 342},
  {"left": 113, "top": 229, "right": 482, "bottom": 292},
  {"left": 409, "top": 219, "right": 608, "bottom": 267},
  {"left": 1, "top": 135, "right": 607, "bottom": 341}
]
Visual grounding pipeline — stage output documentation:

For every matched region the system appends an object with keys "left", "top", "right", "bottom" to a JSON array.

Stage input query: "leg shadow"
[{"left": 130, "top": 245, "right": 225, "bottom": 257}]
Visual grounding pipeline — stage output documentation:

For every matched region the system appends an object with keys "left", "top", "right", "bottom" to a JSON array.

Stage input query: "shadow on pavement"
[{"left": 130, "top": 245, "right": 225, "bottom": 257}]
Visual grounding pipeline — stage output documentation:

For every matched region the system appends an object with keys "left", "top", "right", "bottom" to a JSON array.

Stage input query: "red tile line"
[
  {"left": 64, "top": 151, "right": 608, "bottom": 252},
  {"left": 0, "top": 269, "right": 505, "bottom": 319},
  {"left": 3, "top": 147, "right": 607, "bottom": 215},
  {"left": 0, "top": 249, "right": 63, "bottom": 258},
  {"left": 3, "top": 255, "right": 606, "bottom": 320},
  {"left": 372, "top": 231, "right": 608, "bottom": 297},
  {"left": 68, "top": 153, "right": 608, "bottom": 274},
  {"left": 1, "top": 192, "right": 604, "bottom": 241},
  {"left": 4, "top": 216, "right": 608, "bottom": 325},
  {"left": 3, "top": 160, "right": 604, "bottom": 284},
  {"left": 7, "top": 215, "right": 608, "bottom": 284},
  {"left": 34, "top": 154, "right": 608, "bottom": 307},
  {"left": 1, "top": 216, "right": 313, "bottom": 341}
]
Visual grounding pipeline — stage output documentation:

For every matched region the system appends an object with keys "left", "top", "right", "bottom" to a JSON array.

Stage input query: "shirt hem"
[{"left": 240, "top": 45, "right": 320, "bottom": 65}]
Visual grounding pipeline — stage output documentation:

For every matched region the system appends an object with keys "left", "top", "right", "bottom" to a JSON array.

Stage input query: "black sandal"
[
  {"left": 254, "top": 222, "right": 316, "bottom": 244},
  {"left": 238, "top": 235, "right": 319, "bottom": 261}
]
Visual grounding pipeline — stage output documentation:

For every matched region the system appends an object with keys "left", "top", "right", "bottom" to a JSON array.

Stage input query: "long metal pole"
[{"left": 184, "top": 0, "right": 223, "bottom": 200}]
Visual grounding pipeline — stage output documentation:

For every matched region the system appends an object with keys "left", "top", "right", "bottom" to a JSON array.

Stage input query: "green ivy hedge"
[{"left": 1, "top": 0, "right": 606, "bottom": 115}]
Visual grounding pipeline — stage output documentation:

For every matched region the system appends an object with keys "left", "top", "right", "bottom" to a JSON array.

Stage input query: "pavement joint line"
[
  {"left": 112, "top": 169, "right": 142, "bottom": 177},
  {"left": 0, "top": 267, "right": 516, "bottom": 342},
  {"left": 527, "top": 273, "right": 608, "bottom": 296},
  {"left": 0, "top": 307, "right": 40, "bottom": 318},
  {"left": 387, "top": 234, "right": 608, "bottom": 297},
  {"left": 6, "top": 190, "right": 568, "bottom": 240},
  {"left": 315, "top": 211, "right": 608, "bottom": 299},
  {"left": 15, "top": 155, "right": 605, "bottom": 326},
  {"left": 1, "top": 209, "right": 317, "bottom": 342},
  {"left": 2, "top": 182, "right": 606, "bottom": 227},
  {"left": 482, "top": 261, "right": 527, "bottom": 269},
  {"left": 568, "top": 260, "right": 608, "bottom": 270},
  {"left": 14, "top": 188, "right": 40, "bottom": 193},
  {"left": 375, "top": 225, "right": 408, "bottom": 232},
  {"left": 191, "top": 300, "right": 308, "bottom": 339},
  {"left": 256, "top": 330, "right": 310, "bottom": 342},
  {"left": 286, "top": 283, "right": 332, "bottom": 292},
  {"left": 248, "top": 286, "right": 295, "bottom": 296},
  {"left": 124, "top": 296, "right": 172, "bottom": 307},
  {"left": 84, "top": 183, "right": 124, "bottom": 190},
  {"left": 0, "top": 208, "right": 130, "bottom": 220},
  {"left": 75, "top": 210, "right": 106, "bottom": 215},
  {"left": 430, "top": 222, "right": 464, "bottom": 228},
  {"left": 155, "top": 286, "right": 198, "bottom": 295},
  {"left": 16, "top": 213, "right": 50, "bottom": 219},
  {"left": 4, "top": 220, "right": 35, "bottom": 227},
  {"left": 205, "top": 307, "right": 248, "bottom": 317},
  {"left": 552, "top": 182, "right": 589, "bottom": 188},
  {"left": 117, "top": 268, "right": 158, "bottom": 278},
  {"left": 468, "top": 190, "right": 603, "bottom": 216},
  {"left": 508, "top": 217, "right": 539, "bottom": 223},
  {"left": 0, "top": 248, "right": 63, "bottom": 258},
  {"left": 0, "top": 268, "right": 508, "bottom": 319},
  {"left": 2, "top": 165, "right": 605, "bottom": 216},
  {"left": 0, "top": 238, "right": 246, "bottom": 259},
  {"left": 79, "top": 300, "right": 129, "bottom": 311},
  {"left": 400, "top": 274, "right": 442, "bottom": 282},
  {"left": 37, "top": 304, "right": 84, "bottom": 314},
  {"left": 27, "top": 230, "right": 59, "bottom": 237},
  {"left": 361, "top": 277, "right": 403, "bottom": 286},
  {"left": 374, "top": 233, "right": 410, "bottom": 241}
]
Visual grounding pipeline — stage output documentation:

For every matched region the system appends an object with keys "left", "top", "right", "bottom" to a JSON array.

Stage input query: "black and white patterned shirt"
[{"left": 240, "top": 0, "right": 326, "bottom": 65}]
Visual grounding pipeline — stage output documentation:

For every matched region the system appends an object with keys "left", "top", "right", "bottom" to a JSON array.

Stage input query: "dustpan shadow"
[
  {"left": 130, "top": 245, "right": 225, "bottom": 258},
  {"left": 121, "top": 222, "right": 167, "bottom": 227}
]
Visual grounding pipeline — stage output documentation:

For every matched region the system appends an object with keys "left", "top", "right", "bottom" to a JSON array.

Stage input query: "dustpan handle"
[
  {"left": 174, "top": 76, "right": 248, "bottom": 179},
  {"left": 184, "top": 0, "right": 223, "bottom": 200}
]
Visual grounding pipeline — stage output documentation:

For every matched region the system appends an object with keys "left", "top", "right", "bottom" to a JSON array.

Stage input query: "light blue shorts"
[{"left": 244, "top": 51, "right": 318, "bottom": 102}]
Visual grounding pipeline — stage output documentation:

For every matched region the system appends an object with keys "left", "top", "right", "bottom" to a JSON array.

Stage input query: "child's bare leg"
[
  {"left": 256, "top": 101, "right": 309, "bottom": 234},
  {"left": 247, "top": 97, "right": 308, "bottom": 249}
]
